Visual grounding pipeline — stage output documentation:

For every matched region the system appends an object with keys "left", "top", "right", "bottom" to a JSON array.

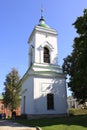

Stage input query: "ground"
[{"left": 0, "top": 120, "right": 36, "bottom": 130}]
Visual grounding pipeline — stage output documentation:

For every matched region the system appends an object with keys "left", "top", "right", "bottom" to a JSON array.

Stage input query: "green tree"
[
  {"left": 2, "top": 68, "right": 21, "bottom": 113},
  {"left": 62, "top": 9, "right": 87, "bottom": 104}
]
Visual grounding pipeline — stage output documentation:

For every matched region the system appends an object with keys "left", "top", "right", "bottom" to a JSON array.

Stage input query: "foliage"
[
  {"left": 62, "top": 9, "right": 87, "bottom": 104},
  {"left": 69, "top": 108, "right": 87, "bottom": 115},
  {"left": 16, "top": 115, "right": 87, "bottom": 130},
  {"left": 2, "top": 68, "right": 21, "bottom": 112}
]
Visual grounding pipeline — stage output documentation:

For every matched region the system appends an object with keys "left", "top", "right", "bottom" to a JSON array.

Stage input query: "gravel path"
[{"left": 0, "top": 120, "right": 36, "bottom": 130}]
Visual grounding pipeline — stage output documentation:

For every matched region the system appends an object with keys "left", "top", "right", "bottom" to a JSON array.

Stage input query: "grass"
[{"left": 16, "top": 114, "right": 87, "bottom": 130}]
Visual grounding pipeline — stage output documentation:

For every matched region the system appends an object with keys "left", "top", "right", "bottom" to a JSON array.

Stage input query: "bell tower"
[
  {"left": 21, "top": 9, "right": 67, "bottom": 118},
  {"left": 28, "top": 10, "right": 58, "bottom": 69}
]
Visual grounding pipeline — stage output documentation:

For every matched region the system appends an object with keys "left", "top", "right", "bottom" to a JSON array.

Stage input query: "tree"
[
  {"left": 2, "top": 68, "right": 21, "bottom": 113},
  {"left": 62, "top": 9, "right": 87, "bottom": 104}
]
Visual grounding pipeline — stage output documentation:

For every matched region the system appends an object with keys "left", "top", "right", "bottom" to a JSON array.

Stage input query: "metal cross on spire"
[{"left": 41, "top": 5, "right": 44, "bottom": 18}]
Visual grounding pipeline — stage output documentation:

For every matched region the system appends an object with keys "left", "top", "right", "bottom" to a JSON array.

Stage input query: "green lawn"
[{"left": 16, "top": 115, "right": 87, "bottom": 130}]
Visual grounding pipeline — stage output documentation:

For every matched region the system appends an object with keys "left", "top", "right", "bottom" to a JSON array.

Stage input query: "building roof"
[
  {"left": 38, "top": 16, "right": 50, "bottom": 29},
  {"left": 38, "top": 7, "right": 50, "bottom": 29}
]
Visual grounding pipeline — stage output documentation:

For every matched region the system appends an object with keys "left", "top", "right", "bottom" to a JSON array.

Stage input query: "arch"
[{"left": 41, "top": 41, "right": 54, "bottom": 51}]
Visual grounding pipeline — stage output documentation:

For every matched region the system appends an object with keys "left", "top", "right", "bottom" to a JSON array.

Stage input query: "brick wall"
[{"left": 0, "top": 99, "right": 21, "bottom": 118}]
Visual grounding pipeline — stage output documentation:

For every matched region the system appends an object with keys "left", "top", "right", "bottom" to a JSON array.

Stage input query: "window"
[
  {"left": 47, "top": 94, "right": 54, "bottom": 110},
  {"left": 23, "top": 96, "right": 26, "bottom": 114},
  {"left": 44, "top": 47, "right": 50, "bottom": 63}
]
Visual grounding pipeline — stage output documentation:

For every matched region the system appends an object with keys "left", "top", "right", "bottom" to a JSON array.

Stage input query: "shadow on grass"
[{"left": 16, "top": 114, "right": 87, "bottom": 128}]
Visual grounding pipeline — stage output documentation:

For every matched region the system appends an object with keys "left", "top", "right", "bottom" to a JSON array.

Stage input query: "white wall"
[
  {"left": 21, "top": 76, "right": 34, "bottom": 114},
  {"left": 35, "top": 31, "right": 58, "bottom": 65},
  {"left": 33, "top": 76, "right": 67, "bottom": 115},
  {"left": 21, "top": 75, "right": 67, "bottom": 115}
]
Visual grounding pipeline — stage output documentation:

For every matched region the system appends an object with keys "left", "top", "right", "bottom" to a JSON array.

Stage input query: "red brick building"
[{"left": 0, "top": 94, "right": 21, "bottom": 118}]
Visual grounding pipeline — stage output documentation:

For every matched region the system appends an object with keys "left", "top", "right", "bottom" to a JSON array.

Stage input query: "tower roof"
[{"left": 38, "top": 7, "right": 50, "bottom": 29}]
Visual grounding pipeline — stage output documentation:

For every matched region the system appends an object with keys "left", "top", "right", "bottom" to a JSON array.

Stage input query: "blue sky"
[{"left": 0, "top": 0, "right": 87, "bottom": 95}]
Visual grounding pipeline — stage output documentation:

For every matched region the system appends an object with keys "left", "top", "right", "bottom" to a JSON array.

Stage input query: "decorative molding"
[{"left": 40, "top": 41, "right": 54, "bottom": 51}]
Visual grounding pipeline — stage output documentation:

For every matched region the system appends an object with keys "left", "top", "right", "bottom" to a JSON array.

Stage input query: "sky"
[{"left": 0, "top": 0, "right": 87, "bottom": 95}]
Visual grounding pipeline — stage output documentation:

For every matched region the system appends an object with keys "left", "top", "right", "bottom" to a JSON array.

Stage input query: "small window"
[
  {"left": 23, "top": 96, "right": 26, "bottom": 114},
  {"left": 44, "top": 47, "right": 50, "bottom": 63},
  {"left": 47, "top": 94, "right": 54, "bottom": 110}
]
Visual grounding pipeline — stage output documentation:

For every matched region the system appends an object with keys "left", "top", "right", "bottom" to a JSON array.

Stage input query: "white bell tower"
[
  {"left": 28, "top": 11, "right": 58, "bottom": 68},
  {"left": 21, "top": 9, "right": 67, "bottom": 118}
]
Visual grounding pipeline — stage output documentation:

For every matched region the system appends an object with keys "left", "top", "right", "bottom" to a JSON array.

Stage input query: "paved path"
[{"left": 0, "top": 120, "right": 36, "bottom": 130}]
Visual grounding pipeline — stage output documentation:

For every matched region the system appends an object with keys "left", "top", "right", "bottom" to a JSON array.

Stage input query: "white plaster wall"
[
  {"left": 33, "top": 76, "right": 67, "bottom": 115},
  {"left": 34, "top": 31, "right": 58, "bottom": 65},
  {"left": 28, "top": 36, "right": 35, "bottom": 68},
  {"left": 21, "top": 76, "right": 34, "bottom": 114}
]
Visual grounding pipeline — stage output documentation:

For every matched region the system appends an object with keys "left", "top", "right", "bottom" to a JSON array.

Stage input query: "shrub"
[{"left": 69, "top": 108, "right": 87, "bottom": 115}]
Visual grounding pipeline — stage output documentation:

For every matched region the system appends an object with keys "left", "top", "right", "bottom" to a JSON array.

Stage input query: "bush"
[
  {"left": 69, "top": 108, "right": 87, "bottom": 115},
  {"left": 21, "top": 114, "right": 27, "bottom": 119}
]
